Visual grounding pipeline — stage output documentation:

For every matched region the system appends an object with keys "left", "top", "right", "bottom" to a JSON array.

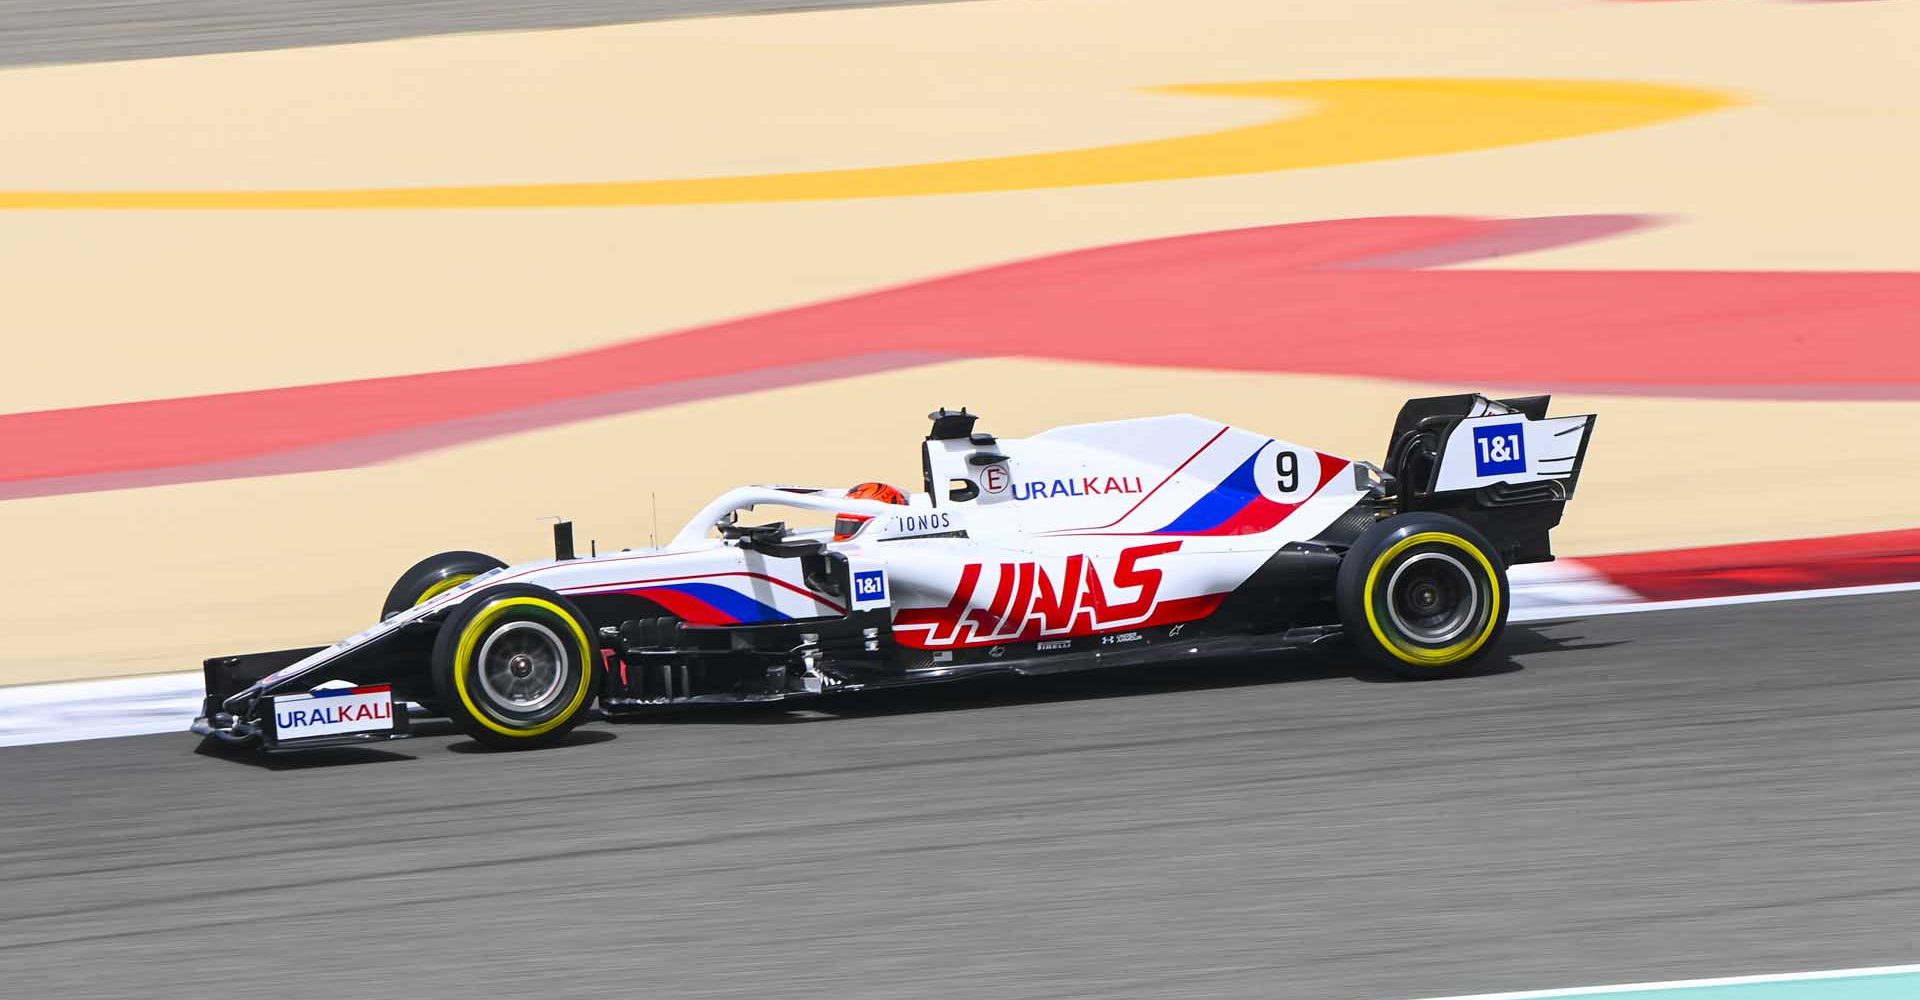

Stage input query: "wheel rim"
[
  {"left": 1384, "top": 551, "right": 1480, "bottom": 645},
  {"left": 476, "top": 620, "right": 570, "bottom": 712}
]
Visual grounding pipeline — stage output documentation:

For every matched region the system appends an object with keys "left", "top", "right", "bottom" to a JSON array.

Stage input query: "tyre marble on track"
[{"left": 3, "top": 594, "right": 1919, "bottom": 999}]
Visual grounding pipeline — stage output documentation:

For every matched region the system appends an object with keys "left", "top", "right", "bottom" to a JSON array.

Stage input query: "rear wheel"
[
  {"left": 381, "top": 550, "right": 507, "bottom": 620},
  {"left": 1336, "top": 512, "right": 1508, "bottom": 678},
  {"left": 431, "top": 584, "right": 602, "bottom": 750}
]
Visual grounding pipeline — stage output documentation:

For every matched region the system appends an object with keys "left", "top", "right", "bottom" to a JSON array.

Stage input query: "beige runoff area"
[
  {"left": 3, "top": 364, "right": 1917, "bottom": 685},
  {"left": 0, "top": 0, "right": 1916, "bottom": 410},
  {"left": 0, "top": 0, "right": 1916, "bottom": 682}
]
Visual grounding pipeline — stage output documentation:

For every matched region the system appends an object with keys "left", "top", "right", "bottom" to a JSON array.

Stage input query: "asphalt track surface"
[
  {"left": 0, "top": 0, "right": 957, "bottom": 67},
  {"left": 3, "top": 592, "right": 1918, "bottom": 999}
]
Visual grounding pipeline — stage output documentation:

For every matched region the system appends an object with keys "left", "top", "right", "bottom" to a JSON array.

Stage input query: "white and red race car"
[{"left": 195, "top": 395, "right": 1594, "bottom": 751}]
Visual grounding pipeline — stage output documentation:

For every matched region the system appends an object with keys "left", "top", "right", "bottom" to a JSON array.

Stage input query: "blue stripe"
[
  {"left": 1154, "top": 445, "right": 1264, "bottom": 534},
  {"left": 665, "top": 582, "right": 792, "bottom": 622}
]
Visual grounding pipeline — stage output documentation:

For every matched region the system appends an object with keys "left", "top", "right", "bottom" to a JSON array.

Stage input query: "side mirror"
[{"left": 720, "top": 521, "right": 790, "bottom": 547}]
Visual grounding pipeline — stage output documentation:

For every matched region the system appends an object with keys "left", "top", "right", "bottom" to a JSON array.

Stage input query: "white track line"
[
  {"left": 1, "top": 580, "right": 1917, "bottom": 748},
  {"left": 1510, "top": 579, "right": 1920, "bottom": 623},
  {"left": 0, "top": 670, "right": 205, "bottom": 748},
  {"left": 1405, "top": 962, "right": 1920, "bottom": 999}
]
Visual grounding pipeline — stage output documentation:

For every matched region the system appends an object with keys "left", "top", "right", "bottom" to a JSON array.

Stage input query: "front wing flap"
[{"left": 193, "top": 616, "right": 437, "bottom": 750}]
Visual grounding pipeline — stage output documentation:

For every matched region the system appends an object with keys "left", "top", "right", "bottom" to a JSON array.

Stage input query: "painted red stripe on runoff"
[
  {"left": 3, "top": 215, "right": 1918, "bottom": 498},
  {"left": 1583, "top": 528, "right": 1920, "bottom": 601}
]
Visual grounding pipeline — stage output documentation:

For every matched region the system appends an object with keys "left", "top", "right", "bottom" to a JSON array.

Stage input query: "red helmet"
[{"left": 834, "top": 481, "right": 907, "bottom": 540}]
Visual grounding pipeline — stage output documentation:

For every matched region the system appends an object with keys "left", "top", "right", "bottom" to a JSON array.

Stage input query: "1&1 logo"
[{"left": 1472, "top": 423, "right": 1527, "bottom": 476}]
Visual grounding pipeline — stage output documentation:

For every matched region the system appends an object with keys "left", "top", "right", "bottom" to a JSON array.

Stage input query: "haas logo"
[{"left": 895, "top": 542, "right": 1213, "bottom": 648}]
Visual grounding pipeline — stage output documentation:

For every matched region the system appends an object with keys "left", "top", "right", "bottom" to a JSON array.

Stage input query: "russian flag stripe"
[{"left": 311, "top": 684, "right": 392, "bottom": 698}]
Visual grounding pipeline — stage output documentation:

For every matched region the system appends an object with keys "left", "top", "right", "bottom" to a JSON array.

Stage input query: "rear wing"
[{"left": 1380, "top": 394, "right": 1595, "bottom": 566}]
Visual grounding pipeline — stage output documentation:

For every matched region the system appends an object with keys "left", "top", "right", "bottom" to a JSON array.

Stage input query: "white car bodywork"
[{"left": 258, "top": 404, "right": 1589, "bottom": 696}]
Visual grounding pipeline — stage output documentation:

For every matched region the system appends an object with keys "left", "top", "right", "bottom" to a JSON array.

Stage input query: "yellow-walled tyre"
[
  {"left": 431, "top": 584, "right": 601, "bottom": 750},
  {"left": 381, "top": 550, "right": 507, "bottom": 620},
  {"left": 1335, "top": 513, "right": 1509, "bottom": 678}
]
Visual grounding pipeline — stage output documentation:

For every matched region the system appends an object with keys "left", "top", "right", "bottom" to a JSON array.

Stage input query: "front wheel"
[
  {"left": 1335, "top": 512, "right": 1509, "bottom": 678},
  {"left": 431, "top": 584, "right": 602, "bottom": 750},
  {"left": 381, "top": 550, "right": 507, "bottom": 620}
]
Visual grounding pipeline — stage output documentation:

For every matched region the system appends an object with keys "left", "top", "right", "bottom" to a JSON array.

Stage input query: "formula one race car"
[{"left": 194, "top": 394, "right": 1594, "bottom": 751}]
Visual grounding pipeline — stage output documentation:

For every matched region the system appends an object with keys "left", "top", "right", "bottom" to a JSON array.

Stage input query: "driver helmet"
[{"left": 834, "top": 481, "right": 908, "bottom": 540}]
